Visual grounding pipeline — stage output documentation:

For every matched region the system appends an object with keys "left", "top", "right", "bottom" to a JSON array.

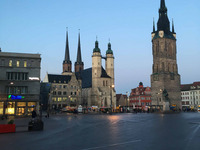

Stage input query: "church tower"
[
  {"left": 106, "top": 42, "right": 114, "bottom": 86},
  {"left": 151, "top": 0, "right": 181, "bottom": 110},
  {"left": 63, "top": 30, "right": 72, "bottom": 74},
  {"left": 75, "top": 32, "right": 84, "bottom": 73},
  {"left": 92, "top": 40, "right": 102, "bottom": 88}
]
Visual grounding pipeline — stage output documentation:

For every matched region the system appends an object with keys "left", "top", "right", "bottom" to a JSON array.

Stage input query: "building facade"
[
  {"left": 42, "top": 30, "right": 117, "bottom": 111},
  {"left": 151, "top": 0, "right": 181, "bottom": 111},
  {"left": 129, "top": 82, "right": 151, "bottom": 110},
  {"left": 43, "top": 31, "right": 82, "bottom": 111},
  {"left": 0, "top": 49, "right": 41, "bottom": 117},
  {"left": 80, "top": 40, "right": 116, "bottom": 110},
  {"left": 181, "top": 82, "right": 200, "bottom": 111}
]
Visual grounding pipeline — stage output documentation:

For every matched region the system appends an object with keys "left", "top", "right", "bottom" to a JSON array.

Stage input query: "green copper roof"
[
  {"left": 93, "top": 40, "right": 101, "bottom": 53},
  {"left": 106, "top": 42, "right": 113, "bottom": 54}
]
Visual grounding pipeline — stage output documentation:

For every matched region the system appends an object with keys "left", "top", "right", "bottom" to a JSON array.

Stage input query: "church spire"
[
  {"left": 63, "top": 28, "right": 72, "bottom": 73},
  {"left": 172, "top": 19, "right": 175, "bottom": 33},
  {"left": 157, "top": 0, "right": 170, "bottom": 34},
  {"left": 75, "top": 30, "right": 84, "bottom": 73},
  {"left": 76, "top": 30, "right": 82, "bottom": 63},
  {"left": 64, "top": 28, "right": 71, "bottom": 64},
  {"left": 153, "top": 18, "right": 155, "bottom": 33}
]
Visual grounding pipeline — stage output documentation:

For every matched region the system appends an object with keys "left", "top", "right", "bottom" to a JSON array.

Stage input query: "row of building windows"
[
  {"left": 52, "top": 97, "right": 76, "bottom": 102},
  {"left": 7, "top": 72, "right": 28, "bottom": 80},
  {"left": 7, "top": 86, "right": 28, "bottom": 94},
  {"left": 130, "top": 97, "right": 151, "bottom": 100},
  {"left": 181, "top": 96, "right": 199, "bottom": 100},
  {"left": 8, "top": 60, "right": 27, "bottom": 67},
  {"left": 181, "top": 91, "right": 200, "bottom": 95},
  {"left": 53, "top": 91, "right": 78, "bottom": 96},
  {"left": 182, "top": 101, "right": 200, "bottom": 105},
  {"left": 52, "top": 85, "right": 78, "bottom": 90}
]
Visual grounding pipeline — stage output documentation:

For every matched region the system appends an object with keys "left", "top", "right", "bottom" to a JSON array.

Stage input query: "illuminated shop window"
[
  {"left": 5, "top": 102, "right": 15, "bottom": 115},
  {"left": 0, "top": 102, "right": 4, "bottom": 115},
  {"left": 9, "top": 60, "right": 12, "bottom": 67},
  {"left": 16, "top": 61, "right": 20, "bottom": 67},
  {"left": 17, "top": 102, "right": 26, "bottom": 107}
]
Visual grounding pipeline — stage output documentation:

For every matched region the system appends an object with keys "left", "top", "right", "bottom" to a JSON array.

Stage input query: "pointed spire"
[
  {"left": 159, "top": 0, "right": 167, "bottom": 14},
  {"left": 64, "top": 27, "right": 71, "bottom": 64},
  {"left": 172, "top": 19, "right": 174, "bottom": 33},
  {"left": 75, "top": 29, "right": 84, "bottom": 73},
  {"left": 153, "top": 18, "right": 155, "bottom": 33},
  {"left": 76, "top": 29, "right": 83, "bottom": 63},
  {"left": 157, "top": 0, "right": 170, "bottom": 34}
]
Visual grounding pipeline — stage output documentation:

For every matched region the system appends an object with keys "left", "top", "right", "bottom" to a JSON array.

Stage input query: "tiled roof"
[
  {"left": 78, "top": 68, "right": 92, "bottom": 88},
  {"left": 101, "top": 67, "right": 111, "bottom": 78},
  {"left": 48, "top": 74, "right": 71, "bottom": 84},
  {"left": 181, "top": 82, "right": 200, "bottom": 91}
]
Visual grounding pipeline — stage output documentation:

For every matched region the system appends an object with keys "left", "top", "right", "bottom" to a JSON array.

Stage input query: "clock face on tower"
[{"left": 159, "top": 31, "right": 164, "bottom": 38}]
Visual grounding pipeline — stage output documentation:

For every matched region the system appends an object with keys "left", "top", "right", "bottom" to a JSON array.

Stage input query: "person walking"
[{"left": 32, "top": 109, "right": 37, "bottom": 119}]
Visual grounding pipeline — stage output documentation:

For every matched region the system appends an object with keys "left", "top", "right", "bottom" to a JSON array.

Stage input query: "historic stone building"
[
  {"left": 43, "top": 30, "right": 116, "bottom": 111},
  {"left": 80, "top": 40, "right": 116, "bottom": 110},
  {"left": 0, "top": 48, "right": 41, "bottom": 117},
  {"left": 43, "top": 31, "right": 82, "bottom": 110},
  {"left": 151, "top": 0, "right": 181, "bottom": 111}
]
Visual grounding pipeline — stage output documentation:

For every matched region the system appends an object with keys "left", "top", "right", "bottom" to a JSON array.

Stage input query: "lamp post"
[
  {"left": 156, "top": 89, "right": 162, "bottom": 111},
  {"left": 126, "top": 92, "right": 129, "bottom": 112},
  {"left": 110, "top": 84, "right": 115, "bottom": 114}
]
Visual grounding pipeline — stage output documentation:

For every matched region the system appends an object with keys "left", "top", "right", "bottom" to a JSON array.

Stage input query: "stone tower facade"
[
  {"left": 151, "top": 0, "right": 181, "bottom": 110},
  {"left": 92, "top": 40, "right": 102, "bottom": 88},
  {"left": 106, "top": 42, "right": 114, "bottom": 87}
]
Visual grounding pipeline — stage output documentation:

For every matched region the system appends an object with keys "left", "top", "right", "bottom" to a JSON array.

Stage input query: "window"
[
  {"left": 63, "top": 92, "right": 67, "bottom": 95},
  {"left": 24, "top": 61, "right": 27, "bottom": 67},
  {"left": 53, "top": 91, "right": 56, "bottom": 95},
  {"left": 16, "top": 61, "right": 20, "bottom": 67},
  {"left": 9, "top": 60, "right": 12, "bottom": 67},
  {"left": 7, "top": 86, "right": 28, "bottom": 94},
  {"left": 63, "top": 97, "right": 67, "bottom": 101},
  {"left": 58, "top": 97, "right": 62, "bottom": 102},
  {"left": 52, "top": 97, "right": 56, "bottom": 102},
  {"left": 63, "top": 85, "right": 67, "bottom": 89},
  {"left": 58, "top": 91, "right": 62, "bottom": 95}
]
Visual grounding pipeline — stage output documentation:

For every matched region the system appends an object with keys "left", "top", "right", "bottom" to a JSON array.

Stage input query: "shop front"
[{"left": 0, "top": 101, "right": 38, "bottom": 117}]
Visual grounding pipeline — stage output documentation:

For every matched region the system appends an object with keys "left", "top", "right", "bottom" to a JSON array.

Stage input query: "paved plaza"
[{"left": 0, "top": 112, "right": 200, "bottom": 150}]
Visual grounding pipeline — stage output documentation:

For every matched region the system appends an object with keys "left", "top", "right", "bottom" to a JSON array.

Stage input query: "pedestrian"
[{"left": 32, "top": 109, "right": 37, "bottom": 119}]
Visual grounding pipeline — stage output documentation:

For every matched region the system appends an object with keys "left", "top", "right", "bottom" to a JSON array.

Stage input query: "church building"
[
  {"left": 43, "top": 30, "right": 116, "bottom": 111},
  {"left": 151, "top": 0, "right": 181, "bottom": 111}
]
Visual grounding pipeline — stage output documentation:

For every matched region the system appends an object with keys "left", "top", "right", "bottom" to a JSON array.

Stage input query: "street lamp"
[
  {"left": 156, "top": 89, "right": 162, "bottom": 111},
  {"left": 110, "top": 84, "right": 115, "bottom": 114},
  {"left": 126, "top": 92, "right": 129, "bottom": 111}
]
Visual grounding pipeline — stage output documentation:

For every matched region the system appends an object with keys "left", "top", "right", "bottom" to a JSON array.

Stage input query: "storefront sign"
[{"left": 8, "top": 95, "right": 25, "bottom": 100}]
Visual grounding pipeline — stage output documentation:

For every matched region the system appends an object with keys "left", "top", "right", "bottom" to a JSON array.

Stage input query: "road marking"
[{"left": 81, "top": 139, "right": 142, "bottom": 150}]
